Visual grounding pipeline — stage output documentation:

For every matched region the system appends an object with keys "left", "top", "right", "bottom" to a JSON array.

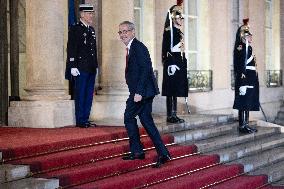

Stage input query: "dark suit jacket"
[{"left": 125, "top": 38, "right": 159, "bottom": 98}]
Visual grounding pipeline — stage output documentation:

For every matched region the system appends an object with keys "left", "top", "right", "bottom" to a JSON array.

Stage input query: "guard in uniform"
[
  {"left": 162, "top": 4, "right": 188, "bottom": 123},
  {"left": 65, "top": 4, "right": 98, "bottom": 128},
  {"left": 233, "top": 19, "right": 259, "bottom": 134}
]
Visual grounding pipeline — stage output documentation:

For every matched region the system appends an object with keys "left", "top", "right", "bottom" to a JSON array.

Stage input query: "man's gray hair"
[{"left": 119, "top": 21, "right": 135, "bottom": 31}]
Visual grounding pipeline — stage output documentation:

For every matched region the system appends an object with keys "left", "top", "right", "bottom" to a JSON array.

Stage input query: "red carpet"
[
  {"left": 0, "top": 126, "right": 132, "bottom": 160},
  {"left": 0, "top": 126, "right": 283, "bottom": 189}
]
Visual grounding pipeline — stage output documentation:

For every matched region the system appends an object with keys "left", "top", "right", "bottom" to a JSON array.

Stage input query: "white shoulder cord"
[
  {"left": 168, "top": 9, "right": 173, "bottom": 50},
  {"left": 244, "top": 38, "right": 248, "bottom": 71}
]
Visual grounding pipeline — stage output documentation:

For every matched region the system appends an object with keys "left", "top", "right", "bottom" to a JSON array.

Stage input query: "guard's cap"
[{"left": 79, "top": 4, "right": 94, "bottom": 12}]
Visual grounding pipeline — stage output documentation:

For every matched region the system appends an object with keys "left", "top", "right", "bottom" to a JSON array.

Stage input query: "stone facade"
[
  {"left": 8, "top": 0, "right": 74, "bottom": 128},
  {"left": 7, "top": 0, "right": 284, "bottom": 127}
]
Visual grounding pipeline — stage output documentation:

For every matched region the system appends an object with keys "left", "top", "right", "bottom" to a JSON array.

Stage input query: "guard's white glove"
[
  {"left": 239, "top": 86, "right": 247, "bottom": 96},
  {"left": 167, "top": 65, "right": 180, "bottom": 76},
  {"left": 71, "top": 68, "right": 80, "bottom": 77},
  {"left": 239, "top": 85, "right": 254, "bottom": 96}
]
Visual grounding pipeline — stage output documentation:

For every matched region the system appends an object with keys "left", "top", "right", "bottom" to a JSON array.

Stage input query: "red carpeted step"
[
  {"left": 210, "top": 175, "right": 268, "bottom": 189},
  {"left": 1, "top": 126, "right": 135, "bottom": 160},
  {"left": 9, "top": 135, "right": 173, "bottom": 173},
  {"left": 144, "top": 164, "right": 244, "bottom": 189},
  {"left": 72, "top": 154, "right": 221, "bottom": 189},
  {"left": 40, "top": 145, "right": 197, "bottom": 187}
]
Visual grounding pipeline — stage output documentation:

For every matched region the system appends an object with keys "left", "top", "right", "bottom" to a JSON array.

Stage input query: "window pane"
[
  {"left": 265, "top": 28, "right": 272, "bottom": 69},
  {"left": 188, "top": 18, "right": 197, "bottom": 51},
  {"left": 187, "top": 53, "right": 197, "bottom": 70},
  {"left": 134, "top": 0, "right": 141, "bottom": 7},
  {"left": 266, "top": 55, "right": 271, "bottom": 69},
  {"left": 134, "top": 9, "right": 140, "bottom": 40},
  {"left": 265, "top": 29, "right": 272, "bottom": 54},
  {"left": 188, "top": 0, "right": 197, "bottom": 16},
  {"left": 232, "top": 0, "right": 239, "bottom": 21},
  {"left": 265, "top": 1, "right": 272, "bottom": 28},
  {"left": 265, "top": 0, "right": 272, "bottom": 70}
]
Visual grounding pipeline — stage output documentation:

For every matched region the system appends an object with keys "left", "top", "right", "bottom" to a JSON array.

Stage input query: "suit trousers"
[
  {"left": 124, "top": 96, "right": 169, "bottom": 156},
  {"left": 74, "top": 71, "right": 96, "bottom": 125}
]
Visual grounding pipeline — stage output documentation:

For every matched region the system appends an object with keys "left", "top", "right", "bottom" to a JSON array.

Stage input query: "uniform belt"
[{"left": 246, "top": 66, "right": 256, "bottom": 70}]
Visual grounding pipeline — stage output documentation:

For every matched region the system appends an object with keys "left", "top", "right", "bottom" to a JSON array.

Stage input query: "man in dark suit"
[
  {"left": 118, "top": 21, "right": 171, "bottom": 168},
  {"left": 65, "top": 4, "right": 98, "bottom": 128}
]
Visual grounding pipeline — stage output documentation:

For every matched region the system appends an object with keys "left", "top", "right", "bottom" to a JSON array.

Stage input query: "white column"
[
  {"left": 90, "top": 0, "right": 134, "bottom": 122},
  {"left": 24, "top": 0, "right": 68, "bottom": 100},
  {"left": 8, "top": 0, "right": 75, "bottom": 128}
]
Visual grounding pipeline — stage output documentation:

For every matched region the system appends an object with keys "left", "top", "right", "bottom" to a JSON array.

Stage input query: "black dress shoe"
[
  {"left": 76, "top": 124, "right": 89, "bottom": 128},
  {"left": 122, "top": 153, "right": 145, "bottom": 160},
  {"left": 152, "top": 154, "right": 171, "bottom": 168},
  {"left": 86, "top": 121, "right": 97, "bottom": 127}
]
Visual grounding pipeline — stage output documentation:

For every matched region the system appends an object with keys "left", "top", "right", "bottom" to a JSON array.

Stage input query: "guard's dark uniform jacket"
[
  {"left": 65, "top": 21, "right": 98, "bottom": 126},
  {"left": 65, "top": 21, "right": 98, "bottom": 80},
  {"left": 233, "top": 41, "right": 260, "bottom": 111},
  {"left": 161, "top": 26, "right": 188, "bottom": 97}
]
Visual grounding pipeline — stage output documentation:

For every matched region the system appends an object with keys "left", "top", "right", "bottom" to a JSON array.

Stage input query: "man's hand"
[
  {"left": 71, "top": 68, "right": 80, "bottom": 77},
  {"left": 134, "top": 94, "right": 142, "bottom": 102}
]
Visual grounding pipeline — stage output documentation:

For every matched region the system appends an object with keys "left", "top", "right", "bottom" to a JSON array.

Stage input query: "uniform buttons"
[{"left": 92, "top": 54, "right": 94, "bottom": 56}]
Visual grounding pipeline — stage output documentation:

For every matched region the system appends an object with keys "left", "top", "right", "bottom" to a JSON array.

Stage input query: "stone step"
[
  {"left": 206, "top": 133, "right": 284, "bottom": 163},
  {"left": 0, "top": 164, "right": 30, "bottom": 183},
  {"left": 275, "top": 119, "right": 284, "bottom": 126},
  {"left": 172, "top": 122, "right": 237, "bottom": 144},
  {"left": 272, "top": 177, "right": 284, "bottom": 186},
  {"left": 198, "top": 127, "right": 280, "bottom": 152},
  {"left": 180, "top": 114, "right": 234, "bottom": 127},
  {"left": 156, "top": 114, "right": 234, "bottom": 133},
  {"left": 249, "top": 160, "right": 284, "bottom": 184},
  {"left": 0, "top": 177, "right": 59, "bottom": 189},
  {"left": 228, "top": 146, "right": 284, "bottom": 173},
  {"left": 275, "top": 120, "right": 284, "bottom": 126},
  {"left": 184, "top": 126, "right": 280, "bottom": 153},
  {"left": 276, "top": 112, "right": 284, "bottom": 120}
]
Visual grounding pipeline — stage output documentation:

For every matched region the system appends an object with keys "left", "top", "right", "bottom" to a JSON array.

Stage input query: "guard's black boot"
[
  {"left": 166, "top": 116, "right": 179, "bottom": 123},
  {"left": 244, "top": 111, "right": 258, "bottom": 132},
  {"left": 238, "top": 111, "right": 253, "bottom": 134},
  {"left": 166, "top": 97, "right": 178, "bottom": 123},
  {"left": 172, "top": 97, "right": 185, "bottom": 123}
]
